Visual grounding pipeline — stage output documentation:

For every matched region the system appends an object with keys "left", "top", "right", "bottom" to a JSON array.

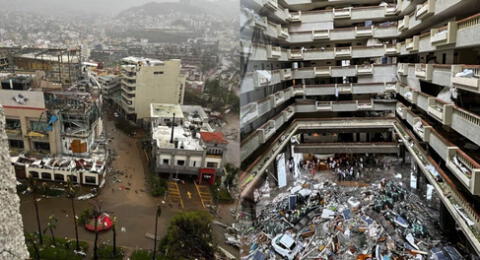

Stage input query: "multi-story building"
[
  {"left": 119, "top": 57, "right": 186, "bottom": 123},
  {"left": 97, "top": 75, "right": 121, "bottom": 102},
  {"left": 150, "top": 103, "right": 227, "bottom": 184},
  {"left": 240, "top": 0, "right": 480, "bottom": 256},
  {"left": 0, "top": 73, "right": 106, "bottom": 186},
  {"left": 0, "top": 47, "right": 82, "bottom": 85}
]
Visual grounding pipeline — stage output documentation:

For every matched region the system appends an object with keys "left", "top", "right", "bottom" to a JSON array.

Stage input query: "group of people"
[{"left": 327, "top": 155, "right": 367, "bottom": 182}]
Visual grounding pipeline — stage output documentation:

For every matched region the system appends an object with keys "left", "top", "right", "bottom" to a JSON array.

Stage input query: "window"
[
  {"left": 85, "top": 176, "right": 97, "bottom": 184},
  {"left": 154, "top": 71, "right": 164, "bottom": 75},
  {"left": 6, "top": 118, "right": 20, "bottom": 129},
  {"left": 68, "top": 175, "right": 78, "bottom": 183},
  {"left": 54, "top": 174, "right": 65, "bottom": 182},
  {"left": 30, "top": 171, "right": 39, "bottom": 179},
  {"left": 192, "top": 161, "right": 197, "bottom": 167},
  {"left": 9, "top": 140, "right": 24, "bottom": 149},
  {"left": 206, "top": 162, "right": 218, "bottom": 168},
  {"left": 162, "top": 159, "right": 170, "bottom": 165},
  {"left": 177, "top": 160, "right": 185, "bottom": 166},
  {"left": 41, "top": 172, "right": 52, "bottom": 180},
  {"left": 33, "top": 142, "right": 50, "bottom": 152},
  {"left": 30, "top": 121, "right": 49, "bottom": 132}
]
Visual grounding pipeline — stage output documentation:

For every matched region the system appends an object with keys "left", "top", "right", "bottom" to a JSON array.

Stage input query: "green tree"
[
  {"left": 45, "top": 215, "right": 58, "bottom": 246},
  {"left": 158, "top": 211, "right": 214, "bottom": 259}
]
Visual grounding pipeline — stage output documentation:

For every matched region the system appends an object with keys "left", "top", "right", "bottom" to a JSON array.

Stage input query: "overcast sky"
[{"left": 0, "top": 0, "right": 181, "bottom": 16}]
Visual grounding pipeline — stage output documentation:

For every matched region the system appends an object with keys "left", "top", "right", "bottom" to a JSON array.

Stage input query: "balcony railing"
[
  {"left": 333, "top": 7, "right": 351, "bottom": 19},
  {"left": 451, "top": 65, "right": 480, "bottom": 92},
  {"left": 398, "top": 16, "right": 409, "bottom": 31},
  {"left": 240, "top": 103, "right": 258, "bottom": 125},
  {"left": 355, "top": 26, "right": 373, "bottom": 37},
  {"left": 257, "top": 120, "right": 276, "bottom": 143},
  {"left": 357, "top": 64, "right": 373, "bottom": 75},
  {"left": 312, "top": 30, "right": 329, "bottom": 39},
  {"left": 415, "top": 64, "right": 433, "bottom": 80},
  {"left": 287, "top": 11, "right": 301, "bottom": 22},
  {"left": 334, "top": 47, "right": 352, "bottom": 57},
  {"left": 405, "top": 36, "right": 419, "bottom": 52},
  {"left": 416, "top": 0, "right": 435, "bottom": 19},
  {"left": 288, "top": 49, "right": 304, "bottom": 60},
  {"left": 431, "top": 22, "right": 457, "bottom": 46},
  {"left": 315, "top": 101, "right": 332, "bottom": 111}
]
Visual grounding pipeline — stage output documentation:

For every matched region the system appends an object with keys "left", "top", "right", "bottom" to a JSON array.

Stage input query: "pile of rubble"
[{"left": 244, "top": 176, "right": 464, "bottom": 259}]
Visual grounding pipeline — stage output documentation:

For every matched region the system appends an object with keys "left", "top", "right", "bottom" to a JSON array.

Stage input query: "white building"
[{"left": 119, "top": 57, "right": 186, "bottom": 123}]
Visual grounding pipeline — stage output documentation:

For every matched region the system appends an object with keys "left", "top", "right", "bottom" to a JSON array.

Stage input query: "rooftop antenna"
[{"left": 170, "top": 113, "right": 175, "bottom": 143}]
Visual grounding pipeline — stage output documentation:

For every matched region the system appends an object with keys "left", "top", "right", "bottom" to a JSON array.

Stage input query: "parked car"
[{"left": 271, "top": 234, "right": 302, "bottom": 260}]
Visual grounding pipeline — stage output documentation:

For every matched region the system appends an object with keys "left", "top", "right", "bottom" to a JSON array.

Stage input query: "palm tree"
[
  {"left": 91, "top": 201, "right": 102, "bottom": 260},
  {"left": 112, "top": 217, "right": 117, "bottom": 256},
  {"left": 152, "top": 205, "right": 162, "bottom": 260},
  {"left": 46, "top": 215, "right": 58, "bottom": 246},
  {"left": 65, "top": 179, "right": 80, "bottom": 251},
  {"left": 28, "top": 177, "right": 43, "bottom": 245}
]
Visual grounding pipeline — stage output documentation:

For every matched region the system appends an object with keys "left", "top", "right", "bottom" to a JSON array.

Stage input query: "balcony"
[
  {"left": 446, "top": 149, "right": 480, "bottom": 195},
  {"left": 355, "top": 26, "right": 373, "bottom": 37},
  {"left": 430, "top": 22, "right": 457, "bottom": 46},
  {"left": 287, "top": 11, "right": 301, "bottom": 22},
  {"left": 253, "top": 70, "right": 272, "bottom": 87},
  {"left": 240, "top": 103, "right": 259, "bottom": 125},
  {"left": 333, "top": 7, "right": 351, "bottom": 19},
  {"left": 264, "top": 0, "right": 278, "bottom": 10},
  {"left": 288, "top": 49, "right": 304, "bottom": 60},
  {"left": 312, "top": 30, "right": 329, "bottom": 40},
  {"left": 281, "top": 68, "right": 292, "bottom": 80},
  {"left": 278, "top": 25, "right": 289, "bottom": 39},
  {"left": 257, "top": 120, "right": 276, "bottom": 143},
  {"left": 451, "top": 65, "right": 480, "bottom": 93},
  {"left": 315, "top": 101, "right": 333, "bottom": 111},
  {"left": 396, "top": 103, "right": 407, "bottom": 119},
  {"left": 398, "top": 15, "right": 409, "bottom": 31},
  {"left": 314, "top": 66, "right": 331, "bottom": 77},
  {"left": 282, "top": 106, "right": 295, "bottom": 122},
  {"left": 334, "top": 47, "right": 352, "bottom": 58},
  {"left": 384, "top": 5, "right": 398, "bottom": 16},
  {"left": 416, "top": 0, "right": 435, "bottom": 19},
  {"left": 293, "top": 86, "right": 305, "bottom": 96},
  {"left": 6, "top": 128, "right": 22, "bottom": 138},
  {"left": 405, "top": 36, "right": 419, "bottom": 52},
  {"left": 254, "top": 16, "right": 268, "bottom": 29},
  {"left": 121, "top": 78, "right": 136, "bottom": 88},
  {"left": 273, "top": 91, "right": 285, "bottom": 106},
  {"left": 415, "top": 64, "right": 433, "bottom": 81},
  {"left": 357, "top": 100, "right": 373, "bottom": 110},
  {"left": 267, "top": 45, "right": 282, "bottom": 59},
  {"left": 384, "top": 44, "right": 400, "bottom": 55},
  {"left": 397, "top": 63, "right": 408, "bottom": 75},
  {"left": 456, "top": 13, "right": 480, "bottom": 48},
  {"left": 357, "top": 64, "right": 373, "bottom": 75},
  {"left": 427, "top": 98, "right": 453, "bottom": 125}
]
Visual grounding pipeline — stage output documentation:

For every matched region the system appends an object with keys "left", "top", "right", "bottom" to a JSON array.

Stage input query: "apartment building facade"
[
  {"left": 119, "top": 57, "right": 186, "bottom": 123},
  {"left": 150, "top": 103, "right": 227, "bottom": 185},
  {"left": 240, "top": 0, "right": 480, "bottom": 255}
]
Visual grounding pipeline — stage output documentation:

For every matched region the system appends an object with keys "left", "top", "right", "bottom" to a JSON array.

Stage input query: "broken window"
[
  {"left": 206, "top": 162, "right": 218, "bottom": 168},
  {"left": 6, "top": 118, "right": 20, "bottom": 130},
  {"left": 68, "top": 175, "right": 78, "bottom": 183},
  {"left": 162, "top": 159, "right": 170, "bottom": 165},
  {"left": 54, "top": 174, "right": 65, "bottom": 182},
  {"left": 9, "top": 139, "right": 24, "bottom": 149},
  {"left": 85, "top": 176, "right": 96, "bottom": 184},
  {"left": 33, "top": 142, "right": 50, "bottom": 152},
  {"left": 30, "top": 171, "right": 39, "bottom": 178},
  {"left": 41, "top": 172, "right": 52, "bottom": 180},
  {"left": 177, "top": 160, "right": 185, "bottom": 166}
]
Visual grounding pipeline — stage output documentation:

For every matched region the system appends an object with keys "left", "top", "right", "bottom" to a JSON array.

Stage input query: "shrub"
[
  {"left": 97, "top": 244, "right": 124, "bottom": 260},
  {"left": 26, "top": 234, "right": 88, "bottom": 260},
  {"left": 150, "top": 175, "right": 167, "bottom": 197}
]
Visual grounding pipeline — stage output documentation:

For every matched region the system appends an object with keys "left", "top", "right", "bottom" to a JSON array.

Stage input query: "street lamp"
[{"left": 152, "top": 205, "right": 162, "bottom": 260}]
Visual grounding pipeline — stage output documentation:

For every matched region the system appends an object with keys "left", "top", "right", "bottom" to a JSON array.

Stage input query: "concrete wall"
[{"left": 0, "top": 106, "right": 30, "bottom": 259}]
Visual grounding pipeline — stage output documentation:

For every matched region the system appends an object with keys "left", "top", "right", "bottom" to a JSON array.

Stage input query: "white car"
[{"left": 271, "top": 234, "right": 302, "bottom": 260}]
